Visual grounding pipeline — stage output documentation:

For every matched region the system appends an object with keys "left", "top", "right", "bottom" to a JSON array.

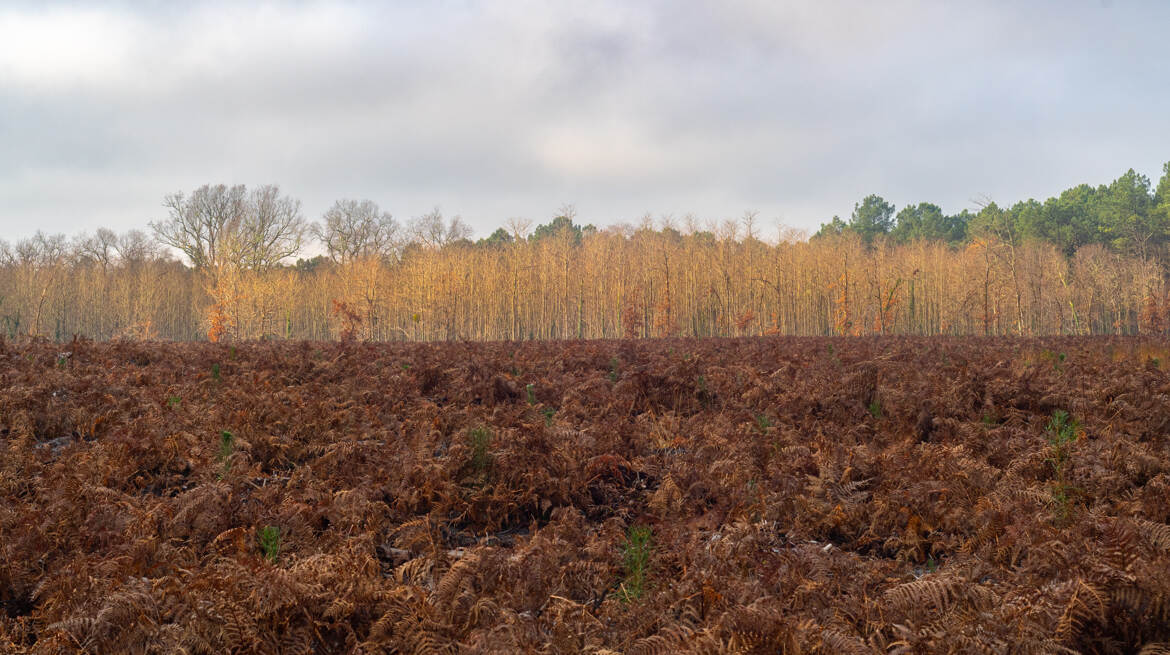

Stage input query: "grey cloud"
[{"left": 1, "top": 1, "right": 1168, "bottom": 241}]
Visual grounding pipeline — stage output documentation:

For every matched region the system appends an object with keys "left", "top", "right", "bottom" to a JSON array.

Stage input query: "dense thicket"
[
  {"left": 2, "top": 165, "right": 1169, "bottom": 341},
  {"left": 2, "top": 337, "right": 1170, "bottom": 652}
]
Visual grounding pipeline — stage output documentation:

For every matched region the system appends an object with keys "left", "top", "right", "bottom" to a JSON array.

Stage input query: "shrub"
[
  {"left": 258, "top": 526, "right": 281, "bottom": 563},
  {"left": 1046, "top": 410, "right": 1080, "bottom": 525},
  {"left": 618, "top": 525, "right": 653, "bottom": 602},
  {"left": 754, "top": 413, "right": 773, "bottom": 433},
  {"left": 217, "top": 430, "right": 235, "bottom": 462},
  {"left": 467, "top": 426, "right": 492, "bottom": 474},
  {"left": 217, "top": 430, "right": 235, "bottom": 477}
]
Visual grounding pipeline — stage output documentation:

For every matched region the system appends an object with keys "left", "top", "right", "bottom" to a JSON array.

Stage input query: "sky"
[{"left": 1, "top": 0, "right": 1168, "bottom": 243}]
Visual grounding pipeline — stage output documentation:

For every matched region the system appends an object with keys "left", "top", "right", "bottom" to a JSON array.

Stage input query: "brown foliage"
[
  {"left": 207, "top": 304, "right": 229, "bottom": 343},
  {"left": 2, "top": 337, "right": 1170, "bottom": 653},
  {"left": 330, "top": 299, "right": 363, "bottom": 342}
]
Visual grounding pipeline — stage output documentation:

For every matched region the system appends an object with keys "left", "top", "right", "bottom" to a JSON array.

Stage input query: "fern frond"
[
  {"left": 394, "top": 557, "right": 436, "bottom": 590},
  {"left": 819, "top": 628, "right": 874, "bottom": 655},
  {"left": 1054, "top": 579, "right": 1107, "bottom": 641},
  {"left": 883, "top": 575, "right": 996, "bottom": 616},
  {"left": 1135, "top": 519, "right": 1170, "bottom": 552}
]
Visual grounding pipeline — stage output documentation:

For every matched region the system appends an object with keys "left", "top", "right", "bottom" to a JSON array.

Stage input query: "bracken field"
[{"left": 3, "top": 336, "right": 1170, "bottom": 654}]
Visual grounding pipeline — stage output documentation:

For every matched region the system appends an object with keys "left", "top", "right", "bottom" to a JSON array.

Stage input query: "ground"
[{"left": 1, "top": 336, "right": 1169, "bottom": 653}]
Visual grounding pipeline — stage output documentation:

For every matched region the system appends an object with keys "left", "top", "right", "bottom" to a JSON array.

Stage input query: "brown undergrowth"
[{"left": 1, "top": 336, "right": 1169, "bottom": 653}]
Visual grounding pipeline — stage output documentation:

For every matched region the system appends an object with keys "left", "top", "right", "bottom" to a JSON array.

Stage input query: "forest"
[{"left": 1, "top": 164, "right": 1169, "bottom": 342}]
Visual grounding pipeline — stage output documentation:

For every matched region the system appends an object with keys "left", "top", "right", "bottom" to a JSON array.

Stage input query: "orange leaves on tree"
[
  {"left": 735, "top": 309, "right": 756, "bottom": 334},
  {"left": 653, "top": 297, "right": 678, "bottom": 338},
  {"left": 830, "top": 272, "right": 853, "bottom": 336},
  {"left": 207, "top": 305, "right": 229, "bottom": 343},
  {"left": 622, "top": 295, "right": 644, "bottom": 339},
  {"left": 206, "top": 268, "right": 244, "bottom": 342},
  {"left": 763, "top": 313, "right": 784, "bottom": 336},
  {"left": 875, "top": 278, "right": 904, "bottom": 335},
  {"left": 1139, "top": 288, "right": 1169, "bottom": 335},
  {"left": 330, "top": 299, "right": 363, "bottom": 342}
]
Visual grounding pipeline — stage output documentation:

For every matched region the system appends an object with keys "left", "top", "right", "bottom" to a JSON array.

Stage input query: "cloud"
[
  {"left": 0, "top": 7, "right": 141, "bottom": 89},
  {"left": 0, "top": 1, "right": 1167, "bottom": 241}
]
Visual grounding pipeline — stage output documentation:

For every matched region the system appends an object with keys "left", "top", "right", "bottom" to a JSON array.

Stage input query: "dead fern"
[{"left": 4, "top": 337, "right": 1170, "bottom": 652}]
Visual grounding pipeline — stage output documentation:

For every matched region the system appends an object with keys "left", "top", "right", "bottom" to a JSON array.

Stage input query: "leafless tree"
[
  {"left": 408, "top": 207, "right": 472, "bottom": 249},
  {"left": 235, "top": 185, "right": 307, "bottom": 271},
  {"left": 75, "top": 228, "right": 164, "bottom": 269},
  {"left": 116, "top": 229, "right": 165, "bottom": 265},
  {"left": 556, "top": 203, "right": 577, "bottom": 223},
  {"left": 742, "top": 210, "right": 760, "bottom": 241},
  {"left": 152, "top": 184, "right": 245, "bottom": 271},
  {"left": 75, "top": 228, "right": 120, "bottom": 269},
  {"left": 505, "top": 217, "right": 533, "bottom": 241},
  {"left": 313, "top": 199, "right": 402, "bottom": 264},
  {"left": 15, "top": 232, "right": 69, "bottom": 267},
  {"left": 151, "top": 184, "right": 305, "bottom": 273}
]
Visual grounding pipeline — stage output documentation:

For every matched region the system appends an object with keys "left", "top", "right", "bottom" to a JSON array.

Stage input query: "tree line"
[
  {"left": 815, "top": 165, "right": 1170, "bottom": 259},
  {"left": 2, "top": 165, "right": 1170, "bottom": 342}
]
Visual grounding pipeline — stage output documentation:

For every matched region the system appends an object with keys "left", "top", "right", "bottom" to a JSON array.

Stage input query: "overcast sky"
[{"left": 1, "top": 0, "right": 1168, "bottom": 242}]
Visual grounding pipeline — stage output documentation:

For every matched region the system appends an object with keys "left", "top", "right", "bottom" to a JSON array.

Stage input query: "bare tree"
[
  {"left": 742, "top": 210, "right": 760, "bottom": 241},
  {"left": 234, "top": 185, "right": 307, "bottom": 271},
  {"left": 75, "top": 228, "right": 120, "bottom": 269},
  {"left": 75, "top": 228, "right": 164, "bottom": 269},
  {"left": 75, "top": 228, "right": 165, "bottom": 269},
  {"left": 313, "top": 199, "right": 402, "bottom": 264},
  {"left": 116, "top": 230, "right": 165, "bottom": 265},
  {"left": 446, "top": 215, "right": 473, "bottom": 244},
  {"left": 151, "top": 184, "right": 305, "bottom": 273},
  {"left": 718, "top": 218, "right": 741, "bottom": 242},
  {"left": 152, "top": 184, "right": 246, "bottom": 271},
  {"left": 408, "top": 207, "right": 472, "bottom": 249},
  {"left": 11, "top": 232, "right": 69, "bottom": 337},
  {"left": 16, "top": 232, "right": 69, "bottom": 267},
  {"left": 505, "top": 217, "right": 533, "bottom": 241},
  {"left": 777, "top": 222, "right": 806, "bottom": 244}
]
